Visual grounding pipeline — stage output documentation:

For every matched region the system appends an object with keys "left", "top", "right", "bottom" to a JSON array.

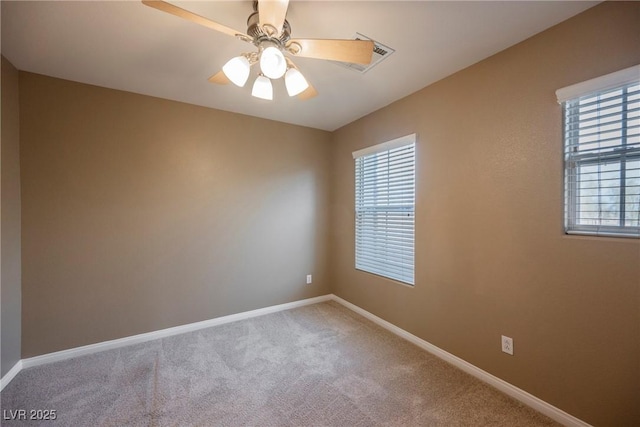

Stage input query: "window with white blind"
[
  {"left": 353, "top": 134, "right": 415, "bottom": 285},
  {"left": 557, "top": 65, "right": 640, "bottom": 238}
]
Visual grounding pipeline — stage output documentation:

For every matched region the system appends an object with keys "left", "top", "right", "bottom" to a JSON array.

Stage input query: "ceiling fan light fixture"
[
  {"left": 222, "top": 55, "right": 251, "bottom": 87},
  {"left": 285, "top": 68, "right": 309, "bottom": 97},
  {"left": 143, "top": 0, "right": 383, "bottom": 102},
  {"left": 260, "top": 46, "right": 287, "bottom": 80},
  {"left": 252, "top": 75, "right": 273, "bottom": 100}
]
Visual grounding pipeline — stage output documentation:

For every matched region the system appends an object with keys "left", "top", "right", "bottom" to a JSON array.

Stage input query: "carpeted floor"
[{"left": 1, "top": 301, "right": 559, "bottom": 426}]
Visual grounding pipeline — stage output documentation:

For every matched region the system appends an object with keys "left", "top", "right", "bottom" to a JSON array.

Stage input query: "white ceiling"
[{"left": 2, "top": 1, "right": 599, "bottom": 131}]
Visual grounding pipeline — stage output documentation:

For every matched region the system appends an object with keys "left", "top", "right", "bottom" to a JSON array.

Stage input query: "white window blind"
[
  {"left": 559, "top": 65, "right": 640, "bottom": 238},
  {"left": 353, "top": 134, "right": 415, "bottom": 285}
]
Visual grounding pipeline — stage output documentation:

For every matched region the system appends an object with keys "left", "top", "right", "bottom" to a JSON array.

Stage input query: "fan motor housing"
[{"left": 246, "top": 11, "right": 291, "bottom": 45}]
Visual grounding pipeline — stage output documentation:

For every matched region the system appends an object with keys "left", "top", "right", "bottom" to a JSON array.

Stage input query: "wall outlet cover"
[{"left": 501, "top": 335, "right": 514, "bottom": 355}]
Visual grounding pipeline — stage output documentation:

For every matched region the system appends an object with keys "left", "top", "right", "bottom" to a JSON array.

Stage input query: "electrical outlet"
[
  {"left": 501, "top": 335, "right": 514, "bottom": 355},
  {"left": 306, "top": 274, "right": 312, "bottom": 284}
]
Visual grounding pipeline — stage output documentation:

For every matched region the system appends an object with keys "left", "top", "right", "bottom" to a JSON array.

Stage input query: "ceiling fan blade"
[
  {"left": 297, "top": 83, "right": 318, "bottom": 101},
  {"left": 287, "top": 39, "right": 374, "bottom": 64},
  {"left": 142, "top": 1, "right": 250, "bottom": 40},
  {"left": 258, "top": 0, "right": 289, "bottom": 36},
  {"left": 208, "top": 70, "right": 230, "bottom": 85}
]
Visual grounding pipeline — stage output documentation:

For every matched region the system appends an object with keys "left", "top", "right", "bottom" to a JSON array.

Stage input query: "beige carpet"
[{"left": 1, "top": 301, "right": 559, "bottom": 426}]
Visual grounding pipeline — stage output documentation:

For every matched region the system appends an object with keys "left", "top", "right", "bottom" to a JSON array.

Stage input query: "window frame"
[
  {"left": 558, "top": 65, "right": 640, "bottom": 238},
  {"left": 352, "top": 134, "right": 416, "bottom": 286}
]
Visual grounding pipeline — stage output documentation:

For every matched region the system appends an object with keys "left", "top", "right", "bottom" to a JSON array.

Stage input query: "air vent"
[{"left": 335, "top": 33, "right": 395, "bottom": 73}]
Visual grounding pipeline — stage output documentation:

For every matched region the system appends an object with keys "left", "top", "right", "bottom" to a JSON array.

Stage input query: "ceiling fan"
[{"left": 142, "top": 0, "right": 375, "bottom": 101}]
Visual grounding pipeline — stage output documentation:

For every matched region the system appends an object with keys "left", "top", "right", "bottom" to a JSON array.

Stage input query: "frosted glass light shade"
[
  {"left": 260, "top": 47, "right": 286, "bottom": 80},
  {"left": 252, "top": 75, "right": 273, "bottom": 100},
  {"left": 285, "top": 68, "right": 309, "bottom": 97},
  {"left": 222, "top": 56, "right": 251, "bottom": 87}
]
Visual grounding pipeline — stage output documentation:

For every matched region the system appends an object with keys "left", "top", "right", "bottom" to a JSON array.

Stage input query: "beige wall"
[
  {"left": 1, "top": 56, "right": 22, "bottom": 378},
  {"left": 330, "top": 2, "right": 639, "bottom": 426},
  {"left": 19, "top": 72, "right": 332, "bottom": 357}
]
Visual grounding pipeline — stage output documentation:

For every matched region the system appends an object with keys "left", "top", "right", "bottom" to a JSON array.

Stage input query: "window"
[
  {"left": 353, "top": 134, "right": 415, "bottom": 285},
  {"left": 557, "top": 65, "right": 640, "bottom": 238}
]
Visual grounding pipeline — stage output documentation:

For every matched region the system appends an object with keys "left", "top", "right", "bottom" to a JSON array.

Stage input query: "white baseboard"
[
  {"left": 329, "top": 294, "right": 591, "bottom": 427},
  {"left": 19, "top": 294, "right": 331, "bottom": 370},
  {"left": 0, "top": 360, "right": 23, "bottom": 392},
  {"left": 2, "top": 293, "right": 591, "bottom": 427}
]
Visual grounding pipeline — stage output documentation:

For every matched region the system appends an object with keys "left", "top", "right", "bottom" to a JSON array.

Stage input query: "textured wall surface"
[
  {"left": 19, "top": 73, "right": 332, "bottom": 357},
  {"left": 1, "top": 56, "right": 22, "bottom": 378},
  {"left": 330, "top": 2, "right": 639, "bottom": 426}
]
